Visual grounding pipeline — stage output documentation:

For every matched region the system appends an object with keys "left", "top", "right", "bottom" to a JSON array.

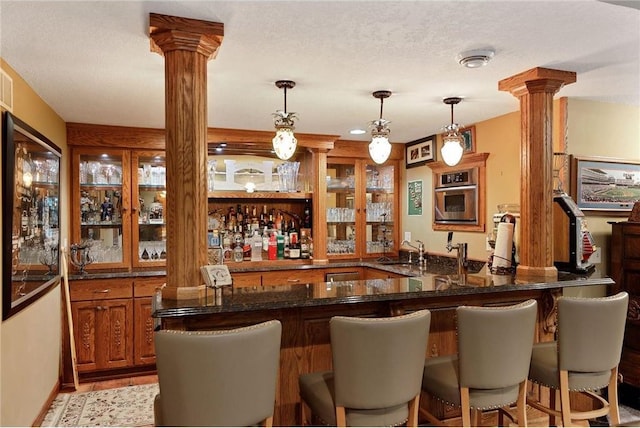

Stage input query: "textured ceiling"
[{"left": 1, "top": 1, "right": 639, "bottom": 143}]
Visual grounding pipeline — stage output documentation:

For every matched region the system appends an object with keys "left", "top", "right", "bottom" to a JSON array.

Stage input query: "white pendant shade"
[
  {"left": 272, "top": 127, "right": 297, "bottom": 160},
  {"left": 369, "top": 136, "right": 392, "bottom": 164},
  {"left": 441, "top": 137, "right": 464, "bottom": 166}
]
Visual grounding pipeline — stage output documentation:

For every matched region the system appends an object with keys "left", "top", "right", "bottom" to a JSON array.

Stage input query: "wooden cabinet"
[
  {"left": 325, "top": 158, "right": 399, "bottom": 259},
  {"left": 231, "top": 269, "right": 326, "bottom": 288},
  {"left": 610, "top": 221, "right": 640, "bottom": 387},
  {"left": 69, "top": 276, "right": 162, "bottom": 377},
  {"left": 70, "top": 279, "right": 134, "bottom": 373},
  {"left": 70, "top": 147, "right": 166, "bottom": 272}
]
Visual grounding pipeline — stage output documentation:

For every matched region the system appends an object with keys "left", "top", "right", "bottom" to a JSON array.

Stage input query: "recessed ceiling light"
[
  {"left": 457, "top": 49, "right": 495, "bottom": 68},
  {"left": 350, "top": 129, "right": 366, "bottom": 135}
]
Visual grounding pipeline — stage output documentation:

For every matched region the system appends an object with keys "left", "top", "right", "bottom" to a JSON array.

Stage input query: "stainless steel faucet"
[
  {"left": 446, "top": 232, "right": 468, "bottom": 277},
  {"left": 401, "top": 239, "right": 425, "bottom": 266}
]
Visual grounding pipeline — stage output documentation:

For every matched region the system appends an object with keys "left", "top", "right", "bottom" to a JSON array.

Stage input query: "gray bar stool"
[
  {"left": 299, "top": 309, "right": 431, "bottom": 427},
  {"left": 420, "top": 300, "right": 537, "bottom": 427},
  {"left": 527, "top": 292, "right": 629, "bottom": 427},
  {"left": 154, "top": 320, "right": 282, "bottom": 427}
]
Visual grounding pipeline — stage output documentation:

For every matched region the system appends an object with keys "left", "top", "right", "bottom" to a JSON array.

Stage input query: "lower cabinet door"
[
  {"left": 72, "top": 299, "right": 134, "bottom": 372},
  {"left": 134, "top": 297, "right": 156, "bottom": 366}
]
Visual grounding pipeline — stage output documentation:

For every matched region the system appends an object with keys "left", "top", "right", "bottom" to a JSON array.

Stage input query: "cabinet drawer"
[
  {"left": 70, "top": 279, "right": 133, "bottom": 301},
  {"left": 262, "top": 269, "right": 325, "bottom": 286},
  {"left": 134, "top": 276, "right": 166, "bottom": 297},
  {"left": 232, "top": 272, "right": 262, "bottom": 288}
]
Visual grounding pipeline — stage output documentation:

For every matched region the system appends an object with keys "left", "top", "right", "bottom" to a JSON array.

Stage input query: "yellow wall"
[
  {"left": 401, "top": 99, "right": 640, "bottom": 277},
  {"left": 0, "top": 59, "right": 68, "bottom": 426},
  {"left": 402, "top": 110, "right": 521, "bottom": 261}
]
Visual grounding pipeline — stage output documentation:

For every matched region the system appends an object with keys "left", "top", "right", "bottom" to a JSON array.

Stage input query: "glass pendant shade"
[
  {"left": 441, "top": 135, "right": 464, "bottom": 166},
  {"left": 369, "top": 90, "right": 393, "bottom": 165},
  {"left": 440, "top": 97, "right": 465, "bottom": 167},
  {"left": 369, "top": 134, "right": 392, "bottom": 165},
  {"left": 272, "top": 126, "right": 297, "bottom": 161},
  {"left": 272, "top": 80, "right": 298, "bottom": 161}
]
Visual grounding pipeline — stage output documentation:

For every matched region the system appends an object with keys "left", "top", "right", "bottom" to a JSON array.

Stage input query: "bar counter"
[{"left": 152, "top": 267, "right": 613, "bottom": 426}]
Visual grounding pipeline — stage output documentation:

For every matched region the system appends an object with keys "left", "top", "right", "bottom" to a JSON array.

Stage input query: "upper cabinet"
[
  {"left": 326, "top": 158, "right": 398, "bottom": 259},
  {"left": 71, "top": 147, "right": 166, "bottom": 271}
]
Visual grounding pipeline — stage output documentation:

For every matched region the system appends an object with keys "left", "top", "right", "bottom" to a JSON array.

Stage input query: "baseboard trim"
[{"left": 32, "top": 378, "right": 60, "bottom": 427}]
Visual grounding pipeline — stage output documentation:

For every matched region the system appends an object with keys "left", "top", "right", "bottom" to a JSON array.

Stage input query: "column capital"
[
  {"left": 498, "top": 67, "right": 576, "bottom": 97},
  {"left": 149, "top": 13, "right": 224, "bottom": 59}
]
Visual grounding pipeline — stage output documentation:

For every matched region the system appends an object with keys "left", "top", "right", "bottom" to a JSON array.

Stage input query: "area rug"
[{"left": 41, "top": 383, "right": 158, "bottom": 427}]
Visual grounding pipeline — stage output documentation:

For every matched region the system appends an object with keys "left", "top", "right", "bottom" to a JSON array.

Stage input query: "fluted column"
[
  {"left": 498, "top": 67, "right": 576, "bottom": 279},
  {"left": 150, "top": 13, "right": 224, "bottom": 299}
]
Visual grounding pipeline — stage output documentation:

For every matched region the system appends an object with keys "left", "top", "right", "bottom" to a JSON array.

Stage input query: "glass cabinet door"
[
  {"left": 75, "top": 149, "right": 130, "bottom": 270},
  {"left": 365, "top": 163, "right": 395, "bottom": 256},
  {"left": 132, "top": 151, "right": 166, "bottom": 267},
  {"left": 326, "top": 160, "right": 357, "bottom": 256}
]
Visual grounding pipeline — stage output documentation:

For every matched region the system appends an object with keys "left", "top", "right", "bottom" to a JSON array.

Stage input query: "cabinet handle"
[
  {"left": 94, "top": 289, "right": 111, "bottom": 294},
  {"left": 96, "top": 306, "right": 103, "bottom": 311},
  {"left": 287, "top": 279, "right": 300, "bottom": 283}
]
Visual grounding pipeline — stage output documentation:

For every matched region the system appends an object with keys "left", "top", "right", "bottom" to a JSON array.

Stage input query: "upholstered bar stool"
[
  {"left": 420, "top": 299, "right": 538, "bottom": 427},
  {"left": 527, "top": 292, "right": 629, "bottom": 427},
  {"left": 299, "top": 309, "right": 431, "bottom": 427},
  {"left": 154, "top": 320, "right": 282, "bottom": 427}
]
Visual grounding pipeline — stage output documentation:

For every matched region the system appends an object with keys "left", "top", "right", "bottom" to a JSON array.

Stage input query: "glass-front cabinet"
[
  {"left": 71, "top": 148, "right": 166, "bottom": 271},
  {"left": 326, "top": 158, "right": 397, "bottom": 259},
  {"left": 132, "top": 151, "right": 166, "bottom": 267}
]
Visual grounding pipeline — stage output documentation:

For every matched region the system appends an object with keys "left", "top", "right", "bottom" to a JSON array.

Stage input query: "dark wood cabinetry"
[{"left": 610, "top": 221, "right": 640, "bottom": 387}]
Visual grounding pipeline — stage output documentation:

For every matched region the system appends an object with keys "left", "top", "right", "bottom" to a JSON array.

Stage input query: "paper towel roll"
[{"left": 493, "top": 222, "right": 514, "bottom": 268}]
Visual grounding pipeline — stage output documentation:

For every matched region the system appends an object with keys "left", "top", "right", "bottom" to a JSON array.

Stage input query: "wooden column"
[
  {"left": 150, "top": 14, "right": 224, "bottom": 299},
  {"left": 498, "top": 67, "right": 576, "bottom": 279}
]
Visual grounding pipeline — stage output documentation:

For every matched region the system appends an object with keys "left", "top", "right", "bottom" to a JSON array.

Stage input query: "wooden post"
[
  {"left": 149, "top": 14, "right": 224, "bottom": 299},
  {"left": 498, "top": 67, "right": 576, "bottom": 279}
]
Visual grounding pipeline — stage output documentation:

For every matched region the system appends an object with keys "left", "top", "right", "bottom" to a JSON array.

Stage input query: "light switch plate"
[
  {"left": 404, "top": 231, "right": 411, "bottom": 242},
  {"left": 589, "top": 248, "right": 601, "bottom": 264}
]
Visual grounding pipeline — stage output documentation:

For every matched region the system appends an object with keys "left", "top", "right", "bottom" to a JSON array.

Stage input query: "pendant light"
[
  {"left": 440, "top": 97, "right": 465, "bottom": 166},
  {"left": 369, "top": 90, "right": 392, "bottom": 165},
  {"left": 272, "top": 80, "right": 298, "bottom": 160}
]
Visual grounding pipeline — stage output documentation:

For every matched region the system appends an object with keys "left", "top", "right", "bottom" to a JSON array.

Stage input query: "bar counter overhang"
[{"left": 152, "top": 268, "right": 613, "bottom": 426}]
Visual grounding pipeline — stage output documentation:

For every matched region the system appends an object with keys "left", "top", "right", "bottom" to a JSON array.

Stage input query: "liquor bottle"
[
  {"left": 251, "top": 230, "right": 262, "bottom": 261},
  {"left": 262, "top": 226, "right": 269, "bottom": 252},
  {"left": 303, "top": 200, "right": 312, "bottom": 229},
  {"left": 300, "top": 229, "right": 311, "bottom": 259},
  {"left": 289, "top": 232, "right": 301, "bottom": 259},
  {"left": 288, "top": 219, "right": 299, "bottom": 246},
  {"left": 284, "top": 233, "right": 290, "bottom": 259},
  {"left": 268, "top": 233, "right": 277, "bottom": 260}
]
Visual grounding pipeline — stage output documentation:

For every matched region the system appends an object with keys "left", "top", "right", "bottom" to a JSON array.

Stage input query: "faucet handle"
[{"left": 447, "top": 232, "right": 453, "bottom": 243}]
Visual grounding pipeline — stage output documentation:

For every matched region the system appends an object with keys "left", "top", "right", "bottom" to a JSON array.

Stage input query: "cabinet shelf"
[
  {"left": 208, "top": 191, "right": 312, "bottom": 200},
  {"left": 81, "top": 222, "right": 123, "bottom": 227},
  {"left": 80, "top": 183, "right": 123, "bottom": 189}
]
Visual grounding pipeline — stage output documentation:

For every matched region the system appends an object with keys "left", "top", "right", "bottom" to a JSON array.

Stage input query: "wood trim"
[
  {"left": 328, "top": 139, "right": 404, "bottom": 161},
  {"left": 31, "top": 378, "right": 61, "bottom": 427},
  {"left": 431, "top": 153, "right": 489, "bottom": 233}
]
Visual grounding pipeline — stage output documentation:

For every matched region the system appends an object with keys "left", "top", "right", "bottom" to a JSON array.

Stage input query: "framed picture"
[
  {"left": 461, "top": 126, "right": 475, "bottom": 153},
  {"left": 571, "top": 155, "right": 640, "bottom": 213},
  {"left": 405, "top": 135, "right": 436, "bottom": 168},
  {"left": 408, "top": 180, "right": 423, "bottom": 216}
]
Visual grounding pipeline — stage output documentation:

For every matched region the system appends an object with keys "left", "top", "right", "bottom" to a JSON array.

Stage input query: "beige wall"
[
  {"left": 401, "top": 99, "right": 640, "bottom": 276},
  {"left": 0, "top": 59, "right": 68, "bottom": 426}
]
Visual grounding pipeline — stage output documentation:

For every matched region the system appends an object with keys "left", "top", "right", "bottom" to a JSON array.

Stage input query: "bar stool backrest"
[
  {"left": 154, "top": 320, "right": 282, "bottom": 427},
  {"left": 458, "top": 299, "right": 537, "bottom": 390},
  {"left": 330, "top": 309, "right": 431, "bottom": 410},
  {"left": 558, "top": 292, "right": 628, "bottom": 373}
]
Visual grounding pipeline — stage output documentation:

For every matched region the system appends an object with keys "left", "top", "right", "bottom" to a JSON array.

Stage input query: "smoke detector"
[{"left": 456, "top": 49, "right": 495, "bottom": 68}]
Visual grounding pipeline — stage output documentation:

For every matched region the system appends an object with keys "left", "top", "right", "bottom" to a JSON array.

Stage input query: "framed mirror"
[{"left": 2, "top": 112, "right": 62, "bottom": 320}]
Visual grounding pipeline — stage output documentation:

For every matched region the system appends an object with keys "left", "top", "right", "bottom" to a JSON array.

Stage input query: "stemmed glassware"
[{"left": 69, "top": 243, "right": 94, "bottom": 274}]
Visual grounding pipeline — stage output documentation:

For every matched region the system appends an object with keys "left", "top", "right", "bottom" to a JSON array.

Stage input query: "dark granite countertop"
[{"left": 152, "top": 268, "right": 612, "bottom": 319}]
